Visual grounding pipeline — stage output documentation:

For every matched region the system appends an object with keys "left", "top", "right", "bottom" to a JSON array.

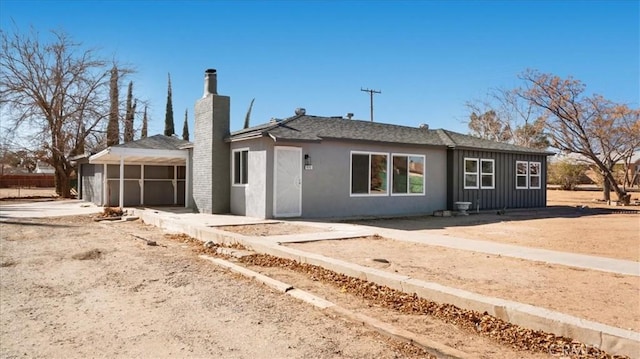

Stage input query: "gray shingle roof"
[
  {"left": 231, "top": 115, "right": 550, "bottom": 155},
  {"left": 112, "top": 134, "right": 192, "bottom": 150}
]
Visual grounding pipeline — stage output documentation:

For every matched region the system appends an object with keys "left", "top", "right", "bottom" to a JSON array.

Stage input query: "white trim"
[
  {"left": 140, "top": 164, "right": 145, "bottom": 205},
  {"left": 231, "top": 148, "right": 249, "bottom": 187},
  {"left": 516, "top": 160, "right": 529, "bottom": 189},
  {"left": 350, "top": 151, "right": 389, "bottom": 197},
  {"left": 173, "top": 165, "right": 178, "bottom": 205},
  {"left": 480, "top": 158, "right": 495, "bottom": 189},
  {"left": 185, "top": 153, "right": 190, "bottom": 208},
  {"left": 390, "top": 153, "right": 426, "bottom": 196},
  {"left": 529, "top": 161, "right": 542, "bottom": 189},
  {"left": 273, "top": 146, "right": 302, "bottom": 217},
  {"left": 102, "top": 163, "right": 108, "bottom": 206},
  {"left": 90, "top": 147, "right": 188, "bottom": 164},
  {"left": 463, "top": 158, "right": 479, "bottom": 189},
  {"left": 118, "top": 157, "right": 124, "bottom": 209}
]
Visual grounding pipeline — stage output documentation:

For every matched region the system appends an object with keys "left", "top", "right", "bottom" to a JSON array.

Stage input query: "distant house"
[
  {"left": 35, "top": 161, "right": 55, "bottom": 174},
  {"left": 76, "top": 69, "right": 552, "bottom": 217}
]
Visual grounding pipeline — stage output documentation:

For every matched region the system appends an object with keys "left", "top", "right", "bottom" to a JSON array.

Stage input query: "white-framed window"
[
  {"left": 350, "top": 151, "right": 388, "bottom": 196},
  {"left": 232, "top": 148, "right": 249, "bottom": 186},
  {"left": 516, "top": 160, "right": 529, "bottom": 189},
  {"left": 464, "top": 158, "right": 479, "bottom": 189},
  {"left": 391, "top": 154, "right": 425, "bottom": 195},
  {"left": 480, "top": 159, "right": 495, "bottom": 189},
  {"left": 529, "top": 161, "right": 541, "bottom": 189}
]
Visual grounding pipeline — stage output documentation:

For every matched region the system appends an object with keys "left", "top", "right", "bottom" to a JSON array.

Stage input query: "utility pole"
[{"left": 360, "top": 87, "right": 381, "bottom": 122}]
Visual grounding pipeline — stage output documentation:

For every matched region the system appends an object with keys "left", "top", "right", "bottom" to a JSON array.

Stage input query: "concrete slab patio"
[{"left": 0, "top": 200, "right": 102, "bottom": 220}]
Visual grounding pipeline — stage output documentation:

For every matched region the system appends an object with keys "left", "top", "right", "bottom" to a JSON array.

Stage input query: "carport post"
[
  {"left": 185, "top": 154, "right": 190, "bottom": 208},
  {"left": 119, "top": 157, "right": 124, "bottom": 209}
]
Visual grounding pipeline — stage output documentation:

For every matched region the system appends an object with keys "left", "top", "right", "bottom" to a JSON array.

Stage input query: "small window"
[
  {"left": 480, "top": 159, "right": 495, "bottom": 189},
  {"left": 392, "top": 154, "right": 425, "bottom": 195},
  {"left": 351, "top": 152, "right": 388, "bottom": 196},
  {"left": 464, "top": 158, "right": 479, "bottom": 189},
  {"left": 529, "top": 162, "right": 541, "bottom": 189},
  {"left": 516, "top": 161, "right": 529, "bottom": 189},
  {"left": 232, "top": 149, "right": 248, "bottom": 185}
]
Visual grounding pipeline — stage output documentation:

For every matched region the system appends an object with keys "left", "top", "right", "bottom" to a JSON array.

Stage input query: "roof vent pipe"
[
  {"left": 346, "top": 113, "right": 354, "bottom": 120},
  {"left": 419, "top": 123, "right": 429, "bottom": 129},
  {"left": 203, "top": 69, "right": 217, "bottom": 97},
  {"left": 295, "top": 108, "right": 306, "bottom": 116}
]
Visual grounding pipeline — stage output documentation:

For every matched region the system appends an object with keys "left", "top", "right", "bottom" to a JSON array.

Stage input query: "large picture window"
[
  {"left": 351, "top": 152, "right": 388, "bottom": 195},
  {"left": 516, "top": 161, "right": 529, "bottom": 189},
  {"left": 232, "top": 149, "right": 248, "bottom": 185},
  {"left": 392, "top": 154, "right": 425, "bottom": 195}
]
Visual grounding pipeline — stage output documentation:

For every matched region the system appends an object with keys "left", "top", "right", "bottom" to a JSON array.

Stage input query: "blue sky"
[{"left": 1, "top": 0, "right": 638, "bottom": 138}]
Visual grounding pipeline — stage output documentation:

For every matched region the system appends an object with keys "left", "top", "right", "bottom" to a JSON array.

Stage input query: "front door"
[{"left": 273, "top": 146, "right": 302, "bottom": 217}]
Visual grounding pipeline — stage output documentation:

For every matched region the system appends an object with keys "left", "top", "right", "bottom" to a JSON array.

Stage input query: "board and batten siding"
[{"left": 447, "top": 148, "right": 547, "bottom": 210}]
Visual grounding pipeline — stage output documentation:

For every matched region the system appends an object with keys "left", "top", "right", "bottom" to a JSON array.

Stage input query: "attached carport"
[{"left": 86, "top": 135, "right": 191, "bottom": 209}]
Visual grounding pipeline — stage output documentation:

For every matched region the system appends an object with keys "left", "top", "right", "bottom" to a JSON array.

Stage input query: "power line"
[{"left": 360, "top": 88, "right": 381, "bottom": 122}]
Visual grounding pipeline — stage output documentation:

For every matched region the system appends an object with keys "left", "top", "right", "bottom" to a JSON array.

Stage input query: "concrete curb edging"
[
  {"left": 328, "top": 306, "right": 474, "bottom": 359},
  {"left": 198, "top": 255, "right": 471, "bottom": 359},
  {"left": 138, "top": 210, "right": 640, "bottom": 358},
  {"left": 199, "top": 255, "right": 293, "bottom": 293}
]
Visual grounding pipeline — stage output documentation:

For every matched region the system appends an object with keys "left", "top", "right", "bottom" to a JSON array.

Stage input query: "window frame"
[
  {"left": 463, "top": 158, "right": 479, "bottom": 189},
  {"left": 529, "top": 161, "right": 541, "bottom": 189},
  {"left": 390, "top": 153, "right": 426, "bottom": 196},
  {"left": 232, "top": 148, "right": 249, "bottom": 186},
  {"left": 515, "top": 160, "right": 529, "bottom": 189},
  {"left": 350, "top": 151, "right": 389, "bottom": 197},
  {"left": 480, "top": 158, "right": 495, "bottom": 189}
]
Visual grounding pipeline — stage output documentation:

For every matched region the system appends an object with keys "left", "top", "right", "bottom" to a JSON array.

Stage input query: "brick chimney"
[{"left": 193, "top": 68, "right": 230, "bottom": 213}]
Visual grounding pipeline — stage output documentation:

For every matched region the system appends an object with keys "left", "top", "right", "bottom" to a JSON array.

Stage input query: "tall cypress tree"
[
  {"left": 123, "top": 81, "right": 135, "bottom": 142},
  {"left": 164, "top": 73, "right": 175, "bottom": 136},
  {"left": 106, "top": 65, "right": 119, "bottom": 146},
  {"left": 141, "top": 105, "right": 148, "bottom": 138},
  {"left": 182, "top": 108, "right": 189, "bottom": 141}
]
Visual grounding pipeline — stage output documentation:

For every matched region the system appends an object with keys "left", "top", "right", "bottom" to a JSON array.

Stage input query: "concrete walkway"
[{"left": 365, "top": 227, "right": 640, "bottom": 277}]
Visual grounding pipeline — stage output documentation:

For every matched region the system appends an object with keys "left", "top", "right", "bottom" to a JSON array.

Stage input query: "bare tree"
[
  {"left": 0, "top": 27, "right": 114, "bottom": 197},
  {"left": 467, "top": 109, "right": 512, "bottom": 143},
  {"left": 517, "top": 70, "right": 640, "bottom": 203},
  {"left": 466, "top": 88, "right": 549, "bottom": 149}
]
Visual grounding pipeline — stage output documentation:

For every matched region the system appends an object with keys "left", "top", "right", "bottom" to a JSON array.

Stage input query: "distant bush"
[{"left": 548, "top": 160, "right": 588, "bottom": 190}]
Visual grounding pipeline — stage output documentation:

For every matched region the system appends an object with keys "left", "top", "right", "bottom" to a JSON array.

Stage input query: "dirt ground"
[
  {"left": 2, "top": 190, "right": 637, "bottom": 358},
  {"left": 0, "top": 216, "right": 433, "bottom": 359},
  {"left": 287, "top": 236, "right": 639, "bottom": 332},
  {"left": 0, "top": 187, "right": 57, "bottom": 200},
  {"left": 220, "top": 189, "right": 640, "bottom": 331}
]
